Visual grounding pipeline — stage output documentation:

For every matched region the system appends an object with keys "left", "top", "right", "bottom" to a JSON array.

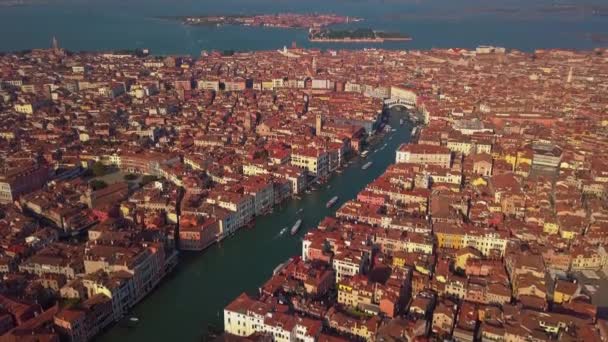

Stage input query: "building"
[
  {"left": 390, "top": 86, "right": 418, "bottom": 106},
  {"left": 0, "top": 161, "right": 50, "bottom": 204},
  {"left": 224, "top": 293, "right": 322, "bottom": 341},
  {"left": 396, "top": 144, "right": 451, "bottom": 168},
  {"left": 291, "top": 148, "right": 329, "bottom": 179},
  {"left": 531, "top": 143, "right": 562, "bottom": 170}
]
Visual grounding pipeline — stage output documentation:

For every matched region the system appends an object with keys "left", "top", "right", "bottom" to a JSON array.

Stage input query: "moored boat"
[
  {"left": 326, "top": 196, "right": 339, "bottom": 208},
  {"left": 290, "top": 219, "right": 303, "bottom": 235}
]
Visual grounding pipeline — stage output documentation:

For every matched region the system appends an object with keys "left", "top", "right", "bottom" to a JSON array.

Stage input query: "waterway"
[
  {"left": 97, "top": 109, "right": 413, "bottom": 342},
  {"left": 0, "top": 0, "right": 607, "bottom": 54}
]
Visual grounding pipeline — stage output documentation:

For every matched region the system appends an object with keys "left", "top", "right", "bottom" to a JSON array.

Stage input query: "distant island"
[
  {"left": 308, "top": 28, "right": 412, "bottom": 43},
  {"left": 160, "top": 13, "right": 362, "bottom": 29},
  {"left": 158, "top": 13, "right": 412, "bottom": 43}
]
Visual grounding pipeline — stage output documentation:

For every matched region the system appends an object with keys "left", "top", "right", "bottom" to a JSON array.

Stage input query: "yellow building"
[
  {"left": 543, "top": 221, "right": 559, "bottom": 235},
  {"left": 290, "top": 148, "right": 329, "bottom": 178},
  {"left": 337, "top": 283, "right": 356, "bottom": 307},
  {"left": 516, "top": 150, "right": 533, "bottom": 166},
  {"left": 503, "top": 153, "right": 517, "bottom": 168},
  {"left": 392, "top": 251, "right": 407, "bottom": 268},
  {"left": 120, "top": 203, "right": 132, "bottom": 217},
  {"left": 415, "top": 263, "right": 432, "bottom": 275},
  {"left": 553, "top": 280, "right": 578, "bottom": 304},
  {"left": 14, "top": 103, "right": 34, "bottom": 115},
  {"left": 559, "top": 228, "right": 578, "bottom": 240},
  {"left": 455, "top": 247, "right": 482, "bottom": 270},
  {"left": 337, "top": 280, "right": 373, "bottom": 309},
  {"left": 471, "top": 177, "right": 487, "bottom": 187},
  {"left": 261, "top": 81, "right": 274, "bottom": 91},
  {"left": 435, "top": 225, "right": 464, "bottom": 250}
]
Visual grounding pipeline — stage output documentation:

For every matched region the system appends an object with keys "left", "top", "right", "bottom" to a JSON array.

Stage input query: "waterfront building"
[{"left": 396, "top": 144, "right": 451, "bottom": 168}]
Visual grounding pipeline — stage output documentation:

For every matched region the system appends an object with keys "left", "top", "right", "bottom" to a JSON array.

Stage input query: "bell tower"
[{"left": 316, "top": 113, "right": 323, "bottom": 135}]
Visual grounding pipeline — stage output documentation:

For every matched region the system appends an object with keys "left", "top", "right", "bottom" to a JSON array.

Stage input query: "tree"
[
  {"left": 91, "top": 162, "right": 107, "bottom": 177},
  {"left": 124, "top": 173, "right": 138, "bottom": 181},
  {"left": 140, "top": 175, "right": 158, "bottom": 187},
  {"left": 90, "top": 179, "right": 108, "bottom": 191}
]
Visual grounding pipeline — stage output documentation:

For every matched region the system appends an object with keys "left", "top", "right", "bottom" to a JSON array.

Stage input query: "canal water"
[{"left": 98, "top": 109, "right": 413, "bottom": 342}]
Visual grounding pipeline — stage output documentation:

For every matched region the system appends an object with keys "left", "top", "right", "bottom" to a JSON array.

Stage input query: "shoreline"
[{"left": 309, "top": 37, "right": 412, "bottom": 43}]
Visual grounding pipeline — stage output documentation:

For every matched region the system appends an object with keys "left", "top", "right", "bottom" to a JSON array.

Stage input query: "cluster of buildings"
[
  {"left": 222, "top": 47, "right": 608, "bottom": 341},
  {"left": 182, "top": 13, "right": 355, "bottom": 29},
  {"left": 0, "top": 43, "right": 606, "bottom": 342},
  {"left": 0, "top": 44, "right": 394, "bottom": 341}
]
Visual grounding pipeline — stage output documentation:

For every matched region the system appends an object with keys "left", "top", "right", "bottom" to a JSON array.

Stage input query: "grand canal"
[{"left": 98, "top": 109, "right": 414, "bottom": 341}]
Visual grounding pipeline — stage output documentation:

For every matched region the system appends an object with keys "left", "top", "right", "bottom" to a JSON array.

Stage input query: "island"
[
  {"left": 161, "top": 13, "right": 362, "bottom": 29},
  {"left": 308, "top": 27, "right": 412, "bottom": 43},
  {"left": 158, "top": 13, "right": 412, "bottom": 42}
]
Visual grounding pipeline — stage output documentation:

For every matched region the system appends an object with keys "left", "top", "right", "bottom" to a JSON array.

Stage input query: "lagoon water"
[{"left": 0, "top": 0, "right": 607, "bottom": 54}]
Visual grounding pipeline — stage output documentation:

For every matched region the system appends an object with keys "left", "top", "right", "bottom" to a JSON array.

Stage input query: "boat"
[
  {"left": 391, "top": 128, "right": 397, "bottom": 132},
  {"left": 279, "top": 227, "right": 288, "bottom": 235},
  {"left": 297, "top": 208, "right": 303, "bottom": 214},
  {"left": 361, "top": 150, "right": 369, "bottom": 158},
  {"left": 290, "top": 219, "right": 303, "bottom": 235},
  {"left": 400, "top": 118, "right": 404, "bottom": 126},
  {"left": 273, "top": 261, "right": 287, "bottom": 275},
  {"left": 362, "top": 161, "right": 373, "bottom": 170},
  {"left": 326, "top": 196, "right": 339, "bottom": 208},
  {"left": 129, "top": 317, "right": 139, "bottom": 323}
]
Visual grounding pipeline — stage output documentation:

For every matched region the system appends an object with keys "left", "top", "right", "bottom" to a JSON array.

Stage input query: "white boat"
[
  {"left": 400, "top": 118, "right": 404, "bottom": 126},
  {"left": 362, "top": 162, "right": 373, "bottom": 170},
  {"left": 326, "top": 196, "right": 339, "bottom": 208},
  {"left": 290, "top": 219, "right": 303, "bottom": 235},
  {"left": 361, "top": 150, "right": 369, "bottom": 158},
  {"left": 273, "top": 261, "right": 287, "bottom": 275},
  {"left": 279, "top": 227, "right": 288, "bottom": 235}
]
